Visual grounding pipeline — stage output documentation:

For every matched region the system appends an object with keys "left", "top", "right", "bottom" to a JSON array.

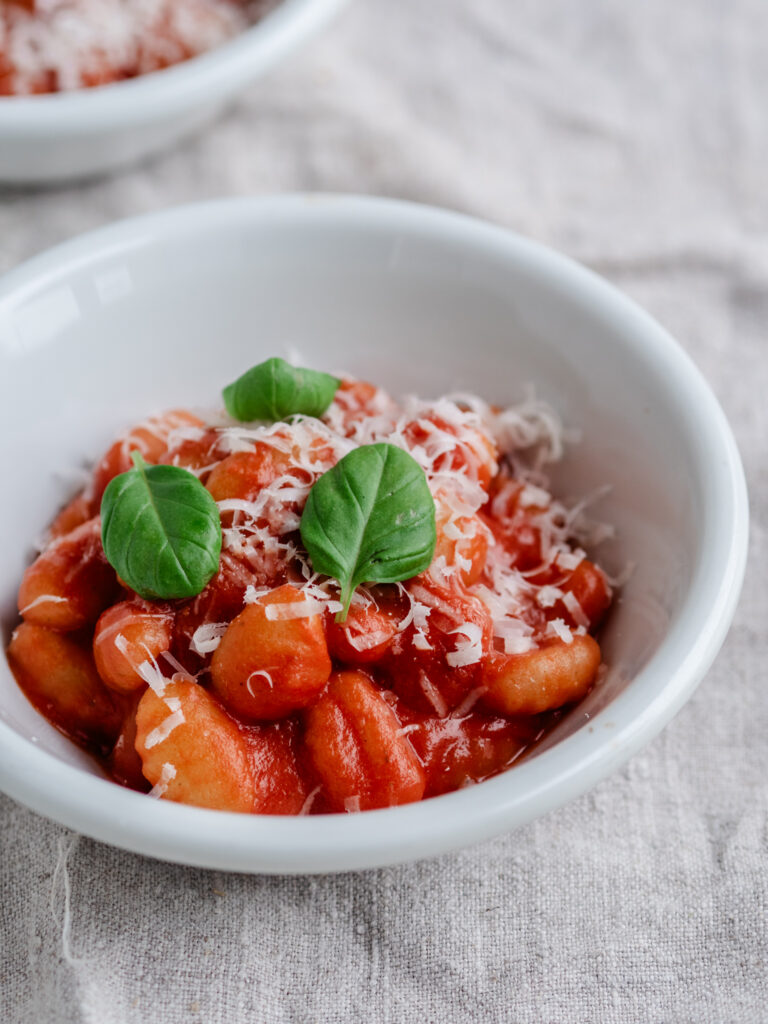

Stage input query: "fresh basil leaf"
[
  {"left": 101, "top": 452, "right": 222, "bottom": 600},
  {"left": 300, "top": 443, "right": 436, "bottom": 621},
  {"left": 222, "top": 357, "right": 340, "bottom": 422}
]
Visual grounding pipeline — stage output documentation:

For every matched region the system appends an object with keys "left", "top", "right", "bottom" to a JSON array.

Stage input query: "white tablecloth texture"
[{"left": 2, "top": 1, "right": 767, "bottom": 1021}]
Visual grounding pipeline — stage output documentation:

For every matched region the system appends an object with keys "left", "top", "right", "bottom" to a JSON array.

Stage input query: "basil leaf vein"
[
  {"left": 299, "top": 443, "right": 437, "bottom": 620},
  {"left": 222, "top": 357, "right": 340, "bottom": 422},
  {"left": 101, "top": 452, "right": 222, "bottom": 600}
]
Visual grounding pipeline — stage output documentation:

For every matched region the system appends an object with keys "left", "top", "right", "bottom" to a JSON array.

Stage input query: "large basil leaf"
[
  {"left": 223, "top": 357, "right": 340, "bottom": 422},
  {"left": 300, "top": 443, "right": 436, "bottom": 620},
  {"left": 101, "top": 452, "right": 222, "bottom": 600}
]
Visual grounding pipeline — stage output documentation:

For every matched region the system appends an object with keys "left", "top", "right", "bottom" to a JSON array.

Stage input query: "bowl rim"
[
  {"left": 0, "top": 0, "right": 349, "bottom": 132},
  {"left": 0, "top": 195, "right": 750, "bottom": 873}
]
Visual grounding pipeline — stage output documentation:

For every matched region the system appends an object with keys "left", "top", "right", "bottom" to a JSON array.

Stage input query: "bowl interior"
[{"left": 0, "top": 197, "right": 745, "bottom": 870}]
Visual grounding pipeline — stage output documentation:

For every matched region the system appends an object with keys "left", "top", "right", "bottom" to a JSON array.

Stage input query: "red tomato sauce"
[{"left": 5, "top": 378, "right": 613, "bottom": 815}]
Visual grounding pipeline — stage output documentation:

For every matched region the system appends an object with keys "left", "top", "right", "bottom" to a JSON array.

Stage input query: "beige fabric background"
[{"left": 2, "top": 1, "right": 767, "bottom": 1021}]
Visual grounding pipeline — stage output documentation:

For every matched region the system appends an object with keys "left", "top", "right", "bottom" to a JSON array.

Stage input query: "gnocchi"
[{"left": 6, "top": 373, "right": 614, "bottom": 814}]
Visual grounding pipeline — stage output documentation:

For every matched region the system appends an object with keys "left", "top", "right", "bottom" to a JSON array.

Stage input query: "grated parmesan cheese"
[
  {"left": 395, "top": 723, "right": 421, "bottom": 738},
  {"left": 536, "top": 585, "right": 563, "bottom": 609},
  {"left": 144, "top": 703, "right": 185, "bottom": 749},
  {"left": 547, "top": 618, "right": 574, "bottom": 644},
  {"left": 417, "top": 672, "right": 449, "bottom": 717},
  {"left": 298, "top": 785, "right": 321, "bottom": 816},
  {"left": 135, "top": 653, "right": 170, "bottom": 697},
  {"left": 190, "top": 621, "right": 228, "bottom": 655},
  {"left": 562, "top": 590, "right": 590, "bottom": 629},
  {"left": 445, "top": 623, "right": 484, "bottom": 668},
  {"left": 246, "top": 669, "right": 274, "bottom": 697},
  {"left": 148, "top": 761, "right": 177, "bottom": 799},
  {"left": 18, "top": 594, "right": 68, "bottom": 615},
  {"left": 449, "top": 686, "right": 487, "bottom": 718}
]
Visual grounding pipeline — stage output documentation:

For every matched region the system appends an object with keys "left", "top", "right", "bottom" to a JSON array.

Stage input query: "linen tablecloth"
[{"left": 2, "top": 1, "right": 766, "bottom": 1020}]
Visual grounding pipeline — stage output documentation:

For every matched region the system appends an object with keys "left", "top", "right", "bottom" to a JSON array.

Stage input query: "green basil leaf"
[
  {"left": 101, "top": 452, "right": 222, "bottom": 600},
  {"left": 300, "top": 443, "right": 436, "bottom": 621},
  {"left": 222, "top": 357, "right": 341, "bottom": 422}
]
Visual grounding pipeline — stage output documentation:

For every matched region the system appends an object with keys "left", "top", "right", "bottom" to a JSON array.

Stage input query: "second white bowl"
[{"left": 0, "top": 0, "right": 348, "bottom": 184}]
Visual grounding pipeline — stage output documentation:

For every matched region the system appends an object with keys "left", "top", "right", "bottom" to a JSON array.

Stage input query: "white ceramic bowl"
[
  {"left": 0, "top": 0, "right": 347, "bottom": 184},
  {"left": 0, "top": 196, "right": 748, "bottom": 873}
]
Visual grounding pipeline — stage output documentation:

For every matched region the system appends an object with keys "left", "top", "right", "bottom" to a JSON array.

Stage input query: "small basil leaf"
[
  {"left": 222, "top": 357, "right": 341, "bottom": 422},
  {"left": 300, "top": 443, "right": 436, "bottom": 621},
  {"left": 101, "top": 452, "right": 222, "bottom": 600}
]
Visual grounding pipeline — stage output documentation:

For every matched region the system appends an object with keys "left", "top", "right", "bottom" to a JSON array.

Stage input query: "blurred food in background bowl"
[
  {"left": 0, "top": 0, "right": 348, "bottom": 183},
  {"left": 0, "top": 0, "right": 281, "bottom": 96}
]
